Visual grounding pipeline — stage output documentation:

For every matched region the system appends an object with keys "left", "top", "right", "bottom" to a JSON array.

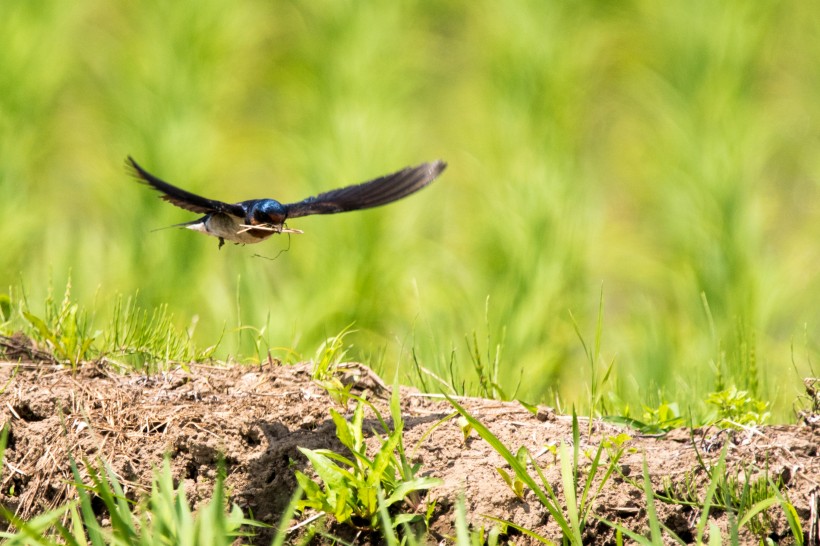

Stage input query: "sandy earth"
[{"left": 0, "top": 352, "right": 817, "bottom": 545}]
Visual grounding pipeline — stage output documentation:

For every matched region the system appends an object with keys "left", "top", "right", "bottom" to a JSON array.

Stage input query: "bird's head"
[{"left": 248, "top": 199, "right": 287, "bottom": 227}]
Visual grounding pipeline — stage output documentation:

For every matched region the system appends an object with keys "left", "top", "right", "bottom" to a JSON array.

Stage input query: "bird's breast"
[{"left": 188, "top": 213, "right": 273, "bottom": 244}]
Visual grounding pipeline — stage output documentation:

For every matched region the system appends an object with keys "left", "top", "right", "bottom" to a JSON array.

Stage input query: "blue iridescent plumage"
[{"left": 127, "top": 156, "right": 446, "bottom": 248}]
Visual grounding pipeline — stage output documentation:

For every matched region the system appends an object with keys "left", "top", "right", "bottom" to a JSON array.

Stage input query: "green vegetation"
[
  {"left": 0, "top": 427, "right": 267, "bottom": 545},
  {"left": 295, "top": 388, "right": 441, "bottom": 531},
  {"left": 450, "top": 404, "right": 628, "bottom": 545},
  {"left": 601, "top": 448, "right": 804, "bottom": 546},
  {"left": 658, "top": 459, "right": 784, "bottom": 538},
  {"left": 0, "top": 334, "right": 811, "bottom": 546},
  {"left": 1, "top": 1, "right": 818, "bottom": 542},
  {"left": 0, "top": 283, "right": 217, "bottom": 370},
  {"left": 450, "top": 406, "right": 804, "bottom": 545},
  {"left": 1, "top": 1, "right": 819, "bottom": 420}
]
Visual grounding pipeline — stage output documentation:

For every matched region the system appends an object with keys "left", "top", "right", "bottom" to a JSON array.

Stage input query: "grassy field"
[{"left": 2, "top": 0, "right": 820, "bottom": 421}]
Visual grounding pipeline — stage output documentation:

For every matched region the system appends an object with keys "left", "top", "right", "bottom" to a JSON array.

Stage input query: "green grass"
[
  {"left": 295, "top": 387, "right": 442, "bottom": 532},
  {"left": 449, "top": 403, "right": 628, "bottom": 545},
  {"left": 2, "top": 1, "right": 820, "bottom": 421},
  {"left": 601, "top": 448, "right": 804, "bottom": 546},
  {"left": 0, "top": 427, "right": 272, "bottom": 545},
  {"left": 446, "top": 404, "right": 804, "bottom": 546},
  {"left": 0, "top": 282, "right": 217, "bottom": 370}
]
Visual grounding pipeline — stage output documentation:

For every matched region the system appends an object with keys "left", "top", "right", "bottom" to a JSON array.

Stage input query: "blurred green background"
[{"left": 2, "top": 0, "right": 819, "bottom": 419}]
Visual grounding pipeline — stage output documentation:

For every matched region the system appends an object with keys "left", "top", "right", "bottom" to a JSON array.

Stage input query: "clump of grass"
[
  {"left": 411, "top": 298, "right": 514, "bottom": 400},
  {"left": 601, "top": 445, "right": 804, "bottom": 545},
  {"left": 295, "top": 386, "right": 441, "bottom": 532},
  {"left": 449, "top": 399, "right": 627, "bottom": 545},
  {"left": 0, "top": 425, "right": 265, "bottom": 545},
  {"left": 70, "top": 458, "right": 262, "bottom": 546},
  {"left": 465, "top": 298, "right": 510, "bottom": 400},
  {"left": 658, "top": 458, "right": 785, "bottom": 539},
  {"left": 13, "top": 278, "right": 96, "bottom": 367},
  {"left": 309, "top": 325, "right": 357, "bottom": 405},
  {"left": 570, "top": 288, "right": 616, "bottom": 420},
  {"left": 311, "top": 324, "right": 355, "bottom": 381},
  {"left": 0, "top": 281, "right": 219, "bottom": 370},
  {"left": 104, "top": 293, "right": 221, "bottom": 372}
]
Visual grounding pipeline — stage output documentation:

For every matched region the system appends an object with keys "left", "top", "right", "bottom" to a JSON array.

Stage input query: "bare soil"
[{"left": 0, "top": 357, "right": 818, "bottom": 545}]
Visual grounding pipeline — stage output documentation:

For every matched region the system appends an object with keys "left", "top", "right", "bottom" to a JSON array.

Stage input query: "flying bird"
[{"left": 126, "top": 156, "right": 446, "bottom": 248}]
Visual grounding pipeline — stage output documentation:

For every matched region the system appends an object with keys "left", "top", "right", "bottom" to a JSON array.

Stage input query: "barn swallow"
[{"left": 126, "top": 156, "right": 446, "bottom": 248}]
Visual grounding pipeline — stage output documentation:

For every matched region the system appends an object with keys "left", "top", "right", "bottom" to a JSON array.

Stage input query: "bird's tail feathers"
[{"left": 149, "top": 219, "right": 203, "bottom": 233}]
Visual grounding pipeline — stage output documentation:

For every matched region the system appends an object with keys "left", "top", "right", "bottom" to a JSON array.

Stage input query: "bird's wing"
[
  {"left": 284, "top": 160, "right": 446, "bottom": 219},
  {"left": 126, "top": 156, "right": 246, "bottom": 216}
]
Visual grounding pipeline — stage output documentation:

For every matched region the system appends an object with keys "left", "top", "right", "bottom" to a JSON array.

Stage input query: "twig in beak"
[{"left": 237, "top": 224, "right": 304, "bottom": 235}]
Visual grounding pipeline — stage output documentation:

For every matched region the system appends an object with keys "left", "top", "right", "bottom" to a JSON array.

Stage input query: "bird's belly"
[{"left": 187, "top": 214, "right": 272, "bottom": 244}]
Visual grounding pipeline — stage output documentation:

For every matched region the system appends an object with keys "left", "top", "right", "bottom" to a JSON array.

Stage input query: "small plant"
[
  {"left": 642, "top": 401, "right": 686, "bottom": 431},
  {"left": 456, "top": 415, "right": 474, "bottom": 442},
  {"left": 309, "top": 325, "right": 358, "bottom": 405},
  {"left": 570, "top": 287, "right": 616, "bottom": 419},
  {"left": 465, "top": 333, "right": 507, "bottom": 401},
  {"left": 295, "top": 388, "right": 441, "bottom": 530},
  {"left": 603, "top": 400, "right": 687, "bottom": 435},
  {"left": 18, "top": 279, "right": 97, "bottom": 367},
  {"left": 449, "top": 398, "right": 627, "bottom": 545},
  {"left": 311, "top": 325, "right": 355, "bottom": 381},
  {"left": 496, "top": 447, "right": 528, "bottom": 500},
  {"left": 464, "top": 297, "right": 509, "bottom": 400},
  {"left": 705, "top": 387, "right": 770, "bottom": 428}
]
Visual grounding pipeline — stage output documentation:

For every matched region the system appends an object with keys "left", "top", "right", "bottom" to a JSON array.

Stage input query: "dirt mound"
[{"left": 0, "top": 360, "right": 817, "bottom": 544}]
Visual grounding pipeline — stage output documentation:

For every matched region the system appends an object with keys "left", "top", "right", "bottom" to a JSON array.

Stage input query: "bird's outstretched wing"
[
  {"left": 285, "top": 160, "right": 446, "bottom": 219},
  {"left": 126, "top": 156, "right": 246, "bottom": 216}
]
